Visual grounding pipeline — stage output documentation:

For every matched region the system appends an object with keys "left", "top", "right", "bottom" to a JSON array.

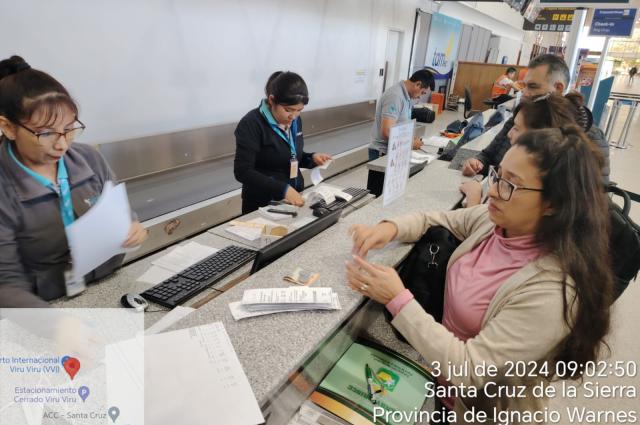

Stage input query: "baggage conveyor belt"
[{"left": 127, "top": 122, "right": 373, "bottom": 221}]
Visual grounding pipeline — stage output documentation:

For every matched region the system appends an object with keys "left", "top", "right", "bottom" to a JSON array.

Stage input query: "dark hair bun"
[{"left": 0, "top": 55, "right": 31, "bottom": 80}]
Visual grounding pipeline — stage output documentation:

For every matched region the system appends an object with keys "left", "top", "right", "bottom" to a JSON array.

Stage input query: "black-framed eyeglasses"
[
  {"left": 488, "top": 165, "right": 544, "bottom": 201},
  {"left": 17, "top": 120, "right": 85, "bottom": 145}
]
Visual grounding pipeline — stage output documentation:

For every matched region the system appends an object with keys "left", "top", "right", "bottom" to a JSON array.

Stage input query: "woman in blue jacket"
[
  {"left": 0, "top": 56, "right": 147, "bottom": 307},
  {"left": 234, "top": 71, "right": 331, "bottom": 214}
]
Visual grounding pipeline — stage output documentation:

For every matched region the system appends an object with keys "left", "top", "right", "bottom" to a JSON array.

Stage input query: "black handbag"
[
  {"left": 386, "top": 226, "right": 462, "bottom": 342},
  {"left": 411, "top": 107, "right": 436, "bottom": 123}
]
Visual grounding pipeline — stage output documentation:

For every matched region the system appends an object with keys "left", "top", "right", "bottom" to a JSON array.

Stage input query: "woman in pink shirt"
[{"left": 347, "top": 126, "right": 612, "bottom": 420}]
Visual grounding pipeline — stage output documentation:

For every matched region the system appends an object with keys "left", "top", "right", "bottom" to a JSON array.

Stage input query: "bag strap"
[{"left": 606, "top": 184, "right": 631, "bottom": 216}]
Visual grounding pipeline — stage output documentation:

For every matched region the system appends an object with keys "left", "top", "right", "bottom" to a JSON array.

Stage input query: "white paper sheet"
[
  {"left": 241, "top": 287, "right": 335, "bottom": 311},
  {"left": 318, "top": 159, "right": 333, "bottom": 170},
  {"left": 65, "top": 182, "right": 132, "bottom": 281},
  {"left": 410, "top": 151, "right": 436, "bottom": 165},
  {"left": 303, "top": 184, "right": 352, "bottom": 205},
  {"left": 145, "top": 306, "right": 195, "bottom": 335},
  {"left": 136, "top": 265, "right": 175, "bottom": 285},
  {"left": 151, "top": 242, "right": 218, "bottom": 273},
  {"left": 225, "top": 218, "right": 284, "bottom": 241},
  {"left": 309, "top": 159, "right": 333, "bottom": 186},
  {"left": 383, "top": 121, "right": 414, "bottom": 207},
  {"left": 225, "top": 225, "right": 262, "bottom": 241},
  {"left": 310, "top": 167, "right": 324, "bottom": 185},
  {"left": 145, "top": 323, "right": 264, "bottom": 425},
  {"left": 423, "top": 135, "right": 450, "bottom": 148},
  {"left": 229, "top": 293, "right": 340, "bottom": 320}
]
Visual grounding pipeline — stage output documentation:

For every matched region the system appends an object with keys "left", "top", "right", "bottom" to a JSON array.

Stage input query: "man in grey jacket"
[{"left": 462, "top": 54, "right": 610, "bottom": 184}]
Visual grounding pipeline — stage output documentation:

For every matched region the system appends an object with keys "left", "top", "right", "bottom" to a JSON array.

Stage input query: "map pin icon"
[
  {"left": 108, "top": 406, "right": 120, "bottom": 423},
  {"left": 63, "top": 357, "right": 81, "bottom": 380},
  {"left": 78, "top": 386, "right": 90, "bottom": 402}
]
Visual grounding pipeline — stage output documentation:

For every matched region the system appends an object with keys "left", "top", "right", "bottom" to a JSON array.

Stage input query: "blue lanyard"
[
  {"left": 8, "top": 144, "right": 75, "bottom": 227},
  {"left": 260, "top": 99, "right": 297, "bottom": 158}
]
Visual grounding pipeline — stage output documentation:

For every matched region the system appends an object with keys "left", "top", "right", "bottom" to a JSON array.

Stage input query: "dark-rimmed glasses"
[
  {"left": 488, "top": 165, "right": 544, "bottom": 201},
  {"left": 17, "top": 120, "right": 85, "bottom": 145}
]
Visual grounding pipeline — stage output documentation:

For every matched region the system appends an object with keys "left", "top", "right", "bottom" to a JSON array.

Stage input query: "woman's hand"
[
  {"left": 348, "top": 222, "right": 398, "bottom": 258},
  {"left": 284, "top": 186, "right": 305, "bottom": 206},
  {"left": 312, "top": 153, "right": 332, "bottom": 166},
  {"left": 345, "top": 256, "right": 405, "bottom": 304},
  {"left": 122, "top": 221, "right": 148, "bottom": 248},
  {"left": 412, "top": 137, "right": 423, "bottom": 150},
  {"left": 462, "top": 158, "right": 484, "bottom": 177},
  {"left": 459, "top": 180, "right": 483, "bottom": 207}
]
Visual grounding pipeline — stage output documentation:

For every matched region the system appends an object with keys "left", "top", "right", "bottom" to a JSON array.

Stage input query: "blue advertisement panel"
[
  {"left": 424, "top": 13, "right": 462, "bottom": 75},
  {"left": 589, "top": 8, "right": 637, "bottom": 36}
]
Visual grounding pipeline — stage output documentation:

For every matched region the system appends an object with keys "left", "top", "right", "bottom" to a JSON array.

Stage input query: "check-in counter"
[
  {"left": 161, "top": 160, "right": 470, "bottom": 424},
  {"left": 366, "top": 108, "right": 504, "bottom": 195},
  {"left": 52, "top": 158, "right": 471, "bottom": 424},
  {"left": 52, "top": 108, "right": 477, "bottom": 425}
]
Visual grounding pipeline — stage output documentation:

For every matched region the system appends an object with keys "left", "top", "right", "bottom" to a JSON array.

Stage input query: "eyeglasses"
[
  {"left": 17, "top": 120, "right": 85, "bottom": 145},
  {"left": 488, "top": 166, "right": 544, "bottom": 201}
]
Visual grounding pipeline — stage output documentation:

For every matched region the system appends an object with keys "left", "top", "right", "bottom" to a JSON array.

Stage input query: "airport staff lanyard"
[
  {"left": 8, "top": 144, "right": 75, "bottom": 227},
  {"left": 260, "top": 101, "right": 299, "bottom": 182},
  {"left": 273, "top": 120, "right": 298, "bottom": 159}
]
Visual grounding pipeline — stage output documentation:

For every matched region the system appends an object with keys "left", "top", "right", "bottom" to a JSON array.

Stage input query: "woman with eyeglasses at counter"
[
  {"left": 346, "top": 126, "right": 613, "bottom": 420},
  {"left": 234, "top": 71, "right": 332, "bottom": 214},
  {"left": 0, "top": 56, "right": 147, "bottom": 308}
]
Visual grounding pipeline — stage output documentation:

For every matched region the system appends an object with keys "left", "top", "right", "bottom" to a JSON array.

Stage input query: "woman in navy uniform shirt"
[
  {"left": 0, "top": 56, "right": 148, "bottom": 307},
  {"left": 234, "top": 71, "right": 331, "bottom": 214}
]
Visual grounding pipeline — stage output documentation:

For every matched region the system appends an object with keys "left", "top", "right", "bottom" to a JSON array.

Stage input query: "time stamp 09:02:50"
[{"left": 428, "top": 360, "right": 638, "bottom": 379}]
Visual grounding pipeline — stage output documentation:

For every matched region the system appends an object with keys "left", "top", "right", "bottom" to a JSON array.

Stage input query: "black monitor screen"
[{"left": 250, "top": 209, "right": 341, "bottom": 274}]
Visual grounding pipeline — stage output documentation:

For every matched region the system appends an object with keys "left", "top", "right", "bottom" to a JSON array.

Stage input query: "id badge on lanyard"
[
  {"left": 286, "top": 123, "right": 298, "bottom": 179},
  {"left": 290, "top": 157, "right": 299, "bottom": 179}
]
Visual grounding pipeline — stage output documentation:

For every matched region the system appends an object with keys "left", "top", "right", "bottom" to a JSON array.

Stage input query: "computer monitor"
[{"left": 250, "top": 209, "right": 341, "bottom": 274}]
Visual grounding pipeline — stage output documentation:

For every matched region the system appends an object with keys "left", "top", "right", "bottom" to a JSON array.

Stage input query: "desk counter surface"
[
  {"left": 52, "top": 126, "right": 469, "bottom": 417},
  {"left": 166, "top": 160, "right": 467, "bottom": 405}
]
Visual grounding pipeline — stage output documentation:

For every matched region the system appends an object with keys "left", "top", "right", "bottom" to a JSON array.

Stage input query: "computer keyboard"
[
  {"left": 311, "top": 187, "right": 370, "bottom": 211},
  {"left": 141, "top": 245, "right": 257, "bottom": 308}
]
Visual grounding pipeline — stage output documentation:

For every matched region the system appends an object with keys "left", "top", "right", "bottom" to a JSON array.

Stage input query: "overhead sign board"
[
  {"left": 523, "top": 7, "right": 575, "bottom": 32},
  {"left": 589, "top": 8, "right": 637, "bottom": 36}
]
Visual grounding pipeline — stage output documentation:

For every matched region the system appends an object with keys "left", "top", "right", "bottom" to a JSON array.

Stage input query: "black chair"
[{"left": 463, "top": 87, "right": 481, "bottom": 119}]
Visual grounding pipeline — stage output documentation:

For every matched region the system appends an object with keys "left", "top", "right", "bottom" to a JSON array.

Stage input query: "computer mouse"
[
  {"left": 120, "top": 293, "right": 149, "bottom": 312},
  {"left": 313, "top": 207, "right": 331, "bottom": 218}
]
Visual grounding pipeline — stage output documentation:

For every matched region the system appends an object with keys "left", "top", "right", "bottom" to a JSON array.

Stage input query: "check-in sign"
[{"left": 589, "top": 8, "right": 637, "bottom": 37}]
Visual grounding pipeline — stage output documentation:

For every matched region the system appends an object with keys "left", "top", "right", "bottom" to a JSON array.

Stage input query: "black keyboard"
[
  {"left": 311, "top": 187, "right": 370, "bottom": 211},
  {"left": 141, "top": 245, "right": 257, "bottom": 308}
]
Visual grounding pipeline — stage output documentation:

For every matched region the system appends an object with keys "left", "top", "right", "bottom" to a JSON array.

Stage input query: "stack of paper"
[
  {"left": 229, "top": 287, "right": 341, "bottom": 320},
  {"left": 303, "top": 184, "right": 353, "bottom": 206},
  {"left": 410, "top": 151, "right": 436, "bottom": 165},
  {"left": 225, "top": 217, "right": 285, "bottom": 241},
  {"left": 145, "top": 322, "right": 264, "bottom": 424},
  {"left": 422, "top": 135, "right": 450, "bottom": 148}
]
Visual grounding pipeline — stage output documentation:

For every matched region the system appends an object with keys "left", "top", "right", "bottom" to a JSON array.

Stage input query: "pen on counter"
[
  {"left": 267, "top": 208, "right": 298, "bottom": 217},
  {"left": 365, "top": 363, "right": 377, "bottom": 404}
]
